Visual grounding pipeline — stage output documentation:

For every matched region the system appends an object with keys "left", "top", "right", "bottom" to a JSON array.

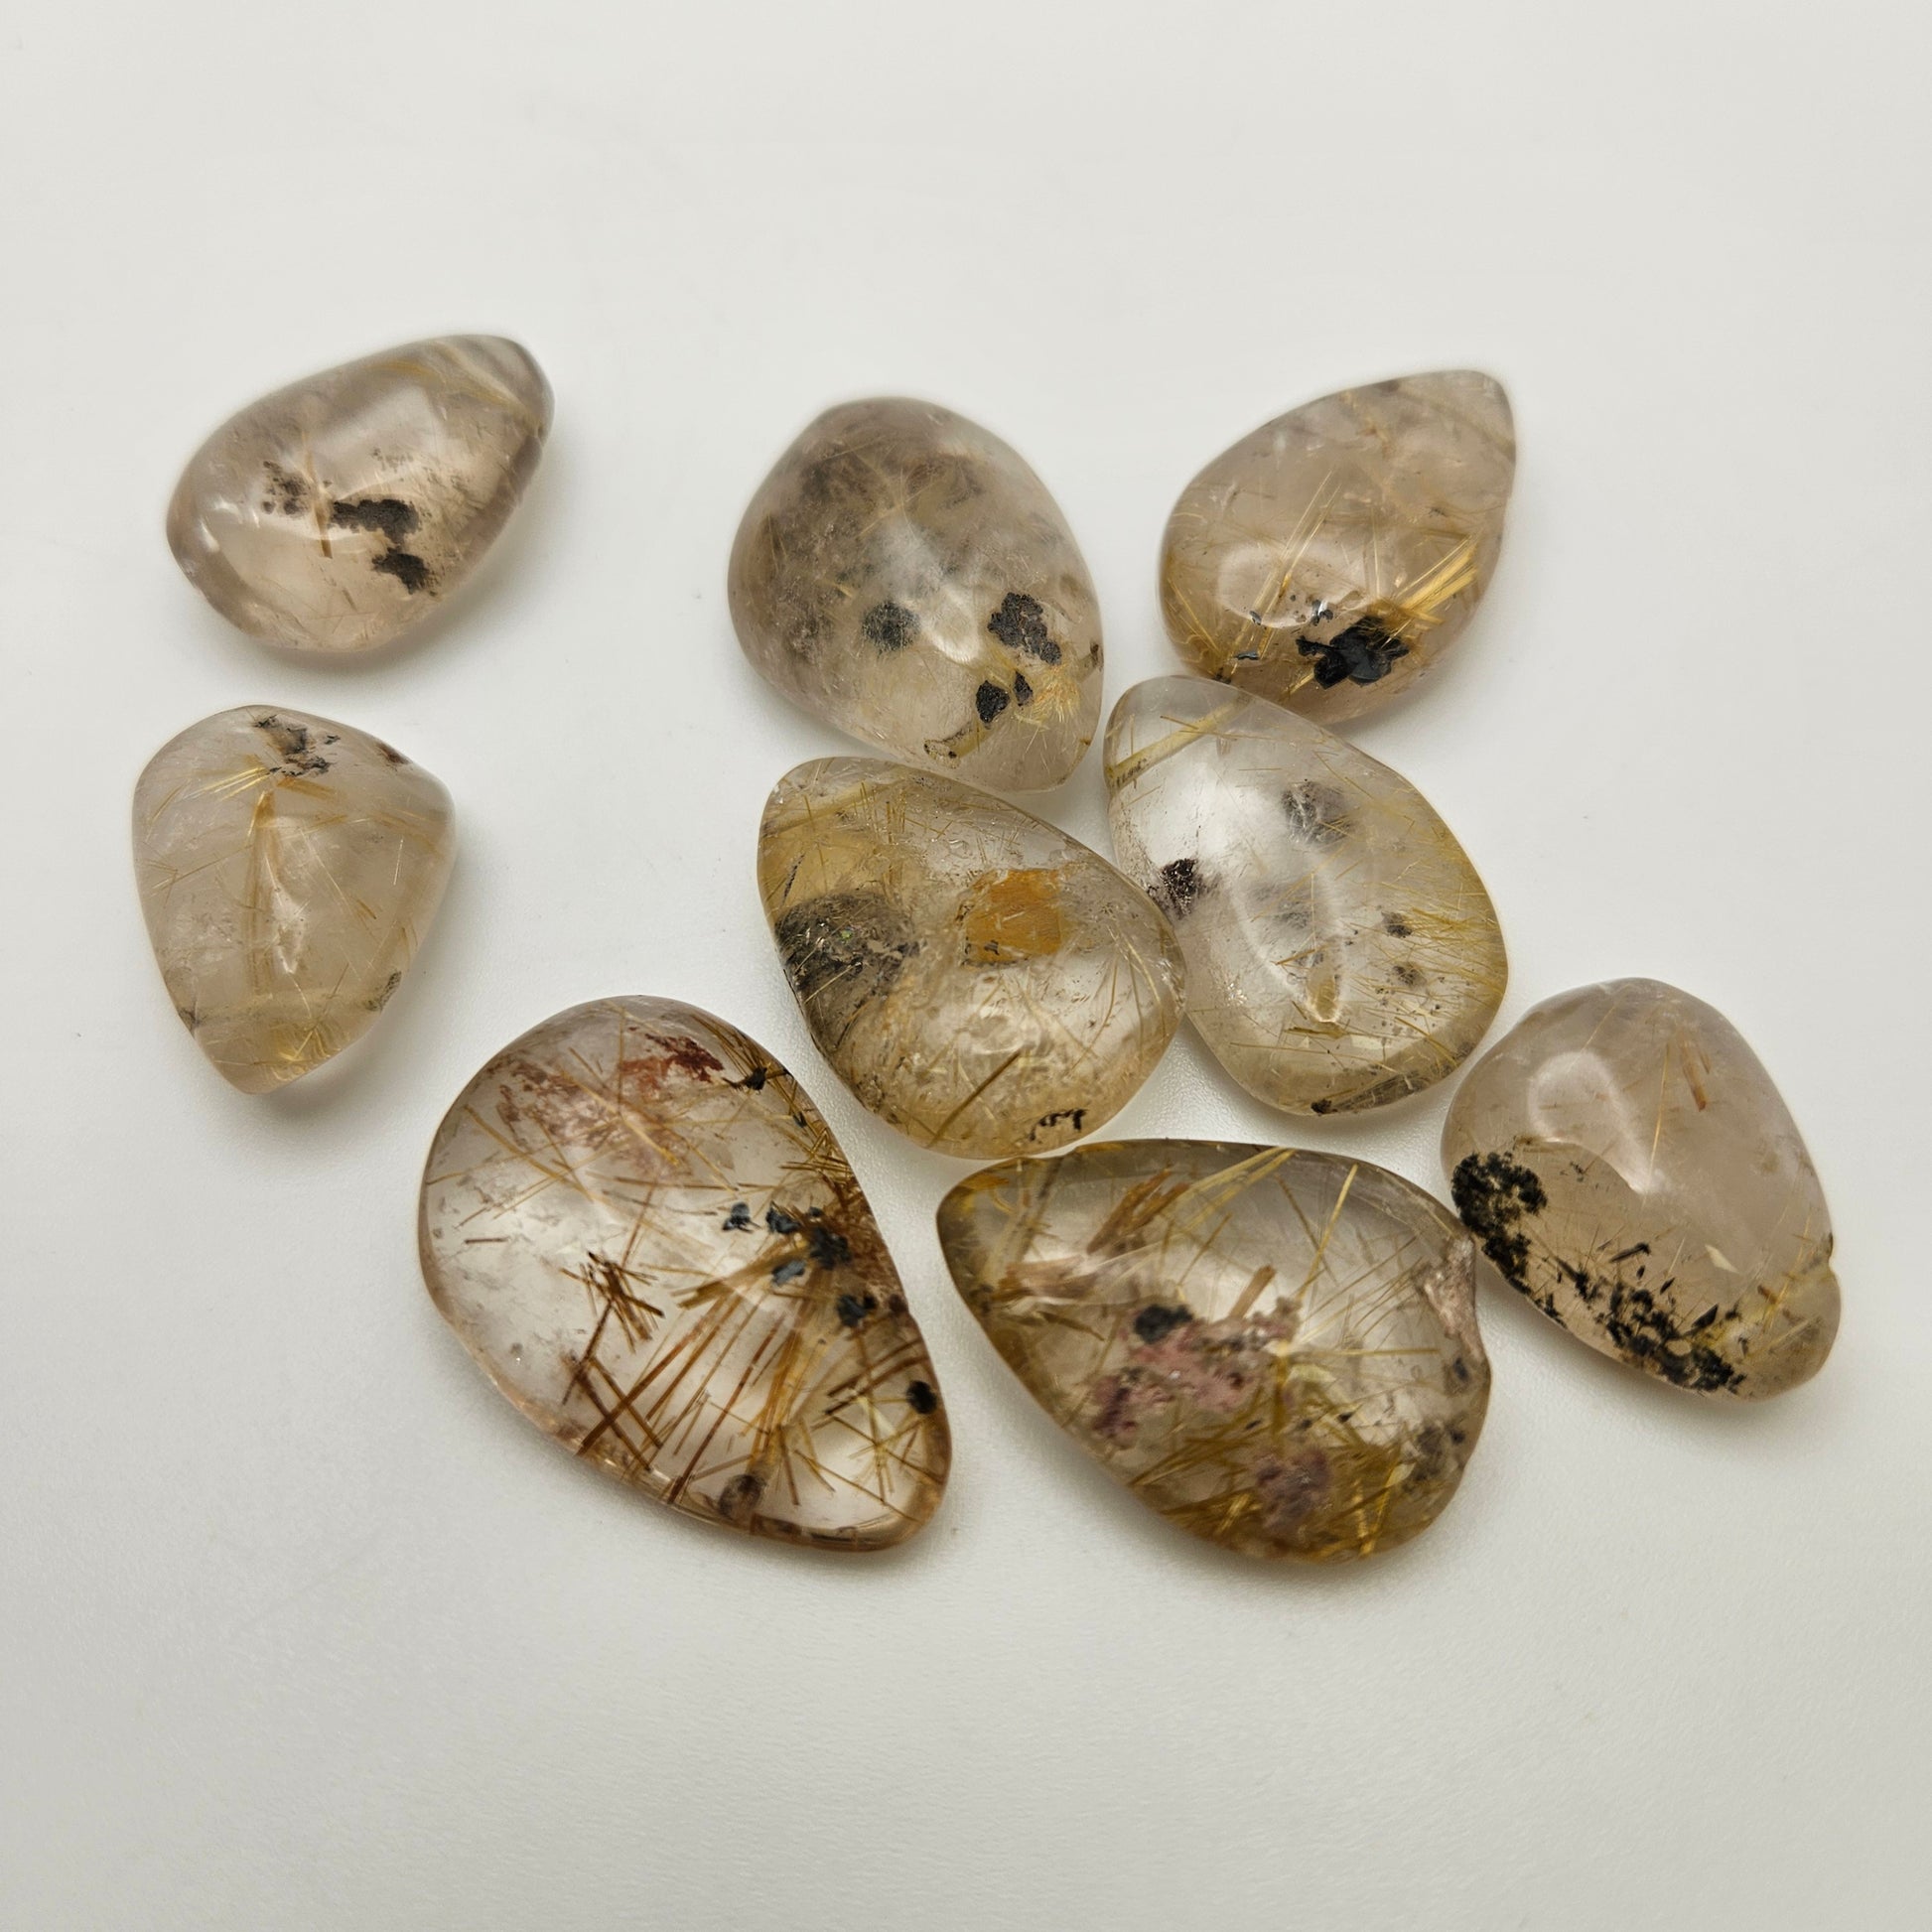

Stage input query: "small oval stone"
[
  {"left": 168, "top": 335, "right": 552, "bottom": 652},
  {"left": 1106, "top": 676, "right": 1506, "bottom": 1115},
  {"left": 1443, "top": 978, "right": 1840, "bottom": 1399},
  {"left": 420, "top": 996, "right": 950, "bottom": 1549},
  {"left": 729, "top": 398, "right": 1104, "bottom": 790},
  {"left": 937, "top": 1141, "right": 1491, "bottom": 1561},
  {"left": 1162, "top": 370, "right": 1514, "bottom": 721},
  {"left": 759, "top": 758, "right": 1184, "bottom": 1159},
  {"left": 133, "top": 705, "right": 454, "bottom": 1092}
]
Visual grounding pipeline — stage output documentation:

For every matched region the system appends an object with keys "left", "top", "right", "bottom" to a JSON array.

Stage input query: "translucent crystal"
[{"left": 420, "top": 996, "right": 950, "bottom": 1549}]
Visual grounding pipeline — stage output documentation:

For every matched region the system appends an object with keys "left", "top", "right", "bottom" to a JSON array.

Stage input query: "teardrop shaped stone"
[
  {"left": 729, "top": 398, "right": 1104, "bottom": 790},
  {"left": 1105, "top": 676, "right": 1506, "bottom": 1115},
  {"left": 167, "top": 336, "right": 552, "bottom": 652},
  {"left": 133, "top": 706, "right": 454, "bottom": 1092},
  {"left": 1443, "top": 979, "right": 1839, "bottom": 1399},
  {"left": 759, "top": 759, "right": 1185, "bottom": 1159},
  {"left": 1161, "top": 371, "right": 1514, "bottom": 722},
  {"left": 420, "top": 996, "right": 950, "bottom": 1549},
  {"left": 938, "top": 1141, "right": 1490, "bottom": 1561}
]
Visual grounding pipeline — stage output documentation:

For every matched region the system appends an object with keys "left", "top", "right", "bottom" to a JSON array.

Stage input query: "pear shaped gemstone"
[
  {"left": 133, "top": 706, "right": 454, "bottom": 1092},
  {"left": 1444, "top": 979, "right": 1839, "bottom": 1399},
  {"left": 1105, "top": 676, "right": 1506, "bottom": 1114},
  {"left": 167, "top": 335, "right": 551, "bottom": 652},
  {"left": 759, "top": 758, "right": 1184, "bottom": 1159},
  {"left": 938, "top": 1142, "right": 1491, "bottom": 1561},
  {"left": 730, "top": 398, "right": 1103, "bottom": 790},
  {"left": 1161, "top": 371, "right": 1514, "bottom": 721},
  {"left": 420, "top": 997, "right": 950, "bottom": 1549}
]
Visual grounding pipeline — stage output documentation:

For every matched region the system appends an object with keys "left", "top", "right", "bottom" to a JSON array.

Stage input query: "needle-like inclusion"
[
  {"left": 729, "top": 397, "right": 1104, "bottom": 790},
  {"left": 1443, "top": 979, "right": 1840, "bottom": 1399},
  {"left": 1161, "top": 371, "right": 1514, "bottom": 722},
  {"left": 167, "top": 335, "right": 551, "bottom": 652},
  {"left": 1105, "top": 675, "right": 1506, "bottom": 1114},
  {"left": 758, "top": 758, "right": 1185, "bottom": 1160},
  {"left": 132, "top": 705, "right": 454, "bottom": 1092},
  {"left": 419, "top": 996, "right": 950, "bottom": 1549},
  {"left": 937, "top": 1141, "right": 1490, "bottom": 1561}
]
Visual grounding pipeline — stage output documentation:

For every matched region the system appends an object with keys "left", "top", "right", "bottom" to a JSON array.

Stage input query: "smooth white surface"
[{"left": 4, "top": 4, "right": 1927, "bottom": 1926}]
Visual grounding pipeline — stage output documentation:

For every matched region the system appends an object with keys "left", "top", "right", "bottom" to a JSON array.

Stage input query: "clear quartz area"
[
  {"left": 133, "top": 705, "right": 454, "bottom": 1092},
  {"left": 729, "top": 397, "right": 1103, "bottom": 789},
  {"left": 420, "top": 996, "right": 951, "bottom": 1549},
  {"left": 937, "top": 1141, "right": 1490, "bottom": 1561},
  {"left": 759, "top": 757, "right": 1184, "bottom": 1159},
  {"left": 1443, "top": 978, "right": 1840, "bottom": 1398}
]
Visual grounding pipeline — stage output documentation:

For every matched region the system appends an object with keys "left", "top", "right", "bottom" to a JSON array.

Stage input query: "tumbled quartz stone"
[
  {"left": 133, "top": 706, "right": 454, "bottom": 1092},
  {"left": 1161, "top": 371, "right": 1514, "bottom": 722},
  {"left": 938, "top": 1142, "right": 1490, "bottom": 1561},
  {"left": 1443, "top": 979, "right": 1839, "bottom": 1399},
  {"left": 729, "top": 398, "right": 1104, "bottom": 790},
  {"left": 759, "top": 758, "right": 1184, "bottom": 1159},
  {"left": 420, "top": 996, "right": 950, "bottom": 1550},
  {"left": 167, "top": 336, "right": 551, "bottom": 652},
  {"left": 1106, "top": 676, "right": 1505, "bottom": 1115}
]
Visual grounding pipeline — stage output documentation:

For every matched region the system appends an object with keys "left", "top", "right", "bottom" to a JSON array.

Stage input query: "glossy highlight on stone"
[
  {"left": 133, "top": 706, "right": 454, "bottom": 1092},
  {"left": 1162, "top": 371, "right": 1514, "bottom": 721},
  {"left": 938, "top": 1142, "right": 1490, "bottom": 1561},
  {"left": 730, "top": 398, "right": 1103, "bottom": 789},
  {"left": 168, "top": 335, "right": 551, "bottom": 652},
  {"left": 759, "top": 758, "right": 1184, "bottom": 1159},
  {"left": 1444, "top": 979, "right": 1839, "bottom": 1399},
  {"left": 1106, "top": 676, "right": 1505, "bottom": 1114},
  {"left": 420, "top": 997, "right": 950, "bottom": 1549}
]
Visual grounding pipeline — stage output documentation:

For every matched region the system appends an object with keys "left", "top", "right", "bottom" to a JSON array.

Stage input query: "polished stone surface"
[
  {"left": 420, "top": 996, "right": 950, "bottom": 1549},
  {"left": 133, "top": 706, "right": 454, "bottom": 1092},
  {"left": 759, "top": 758, "right": 1184, "bottom": 1159},
  {"left": 1444, "top": 979, "right": 1839, "bottom": 1398},
  {"left": 1106, "top": 676, "right": 1505, "bottom": 1114},
  {"left": 730, "top": 398, "right": 1103, "bottom": 789},
  {"left": 938, "top": 1141, "right": 1490, "bottom": 1560},
  {"left": 1161, "top": 371, "right": 1514, "bottom": 721},
  {"left": 168, "top": 336, "right": 551, "bottom": 652}
]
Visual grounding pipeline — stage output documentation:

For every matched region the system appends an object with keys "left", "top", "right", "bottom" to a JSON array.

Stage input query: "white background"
[{"left": 4, "top": 3, "right": 1927, "bottom": 1926}]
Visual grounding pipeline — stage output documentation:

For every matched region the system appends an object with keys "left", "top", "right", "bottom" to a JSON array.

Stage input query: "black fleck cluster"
[
  {"left": 1298, "top": 615, "right": 1408, "bottom": 688},
  {"left": 1449, "top": 1152, "right": 1548, "bottom": 1286},
  {"left": 987, "top": 591, "right": 1062, "bottom": 663}
]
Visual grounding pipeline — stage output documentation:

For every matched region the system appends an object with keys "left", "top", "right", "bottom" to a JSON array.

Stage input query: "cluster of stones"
[{"left": 137, "top": 345, "right": 1842, "bottom": 1564}]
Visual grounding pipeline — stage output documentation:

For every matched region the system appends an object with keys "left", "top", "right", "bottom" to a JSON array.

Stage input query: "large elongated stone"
[
  {"left": 1106, "top": 676, "right": 1506, "bottom": 1114},
  {"left": 168, "top": 336, "right": 551, "bottom": 652},
  {"left": 133, "top": 706, "right": 454, "bottom": 1092},
  {"left": 1443, "top": 979, "right": 1839, "bottom": 1398},
  {"left": 937, "top": 1142, "right": 1490, "bottom": 1561},
  {"left": 729, "top": 398, "right": 1104, "bottom": 790},
  {"left": 420, "top": 997, "right": 949, "bottom": 1549},
  {"left": 1162, "top": 371, "right": 1514, "bottom": 721},
  {"left": 759, "top": 759, "right": 1184, "bottom": 1159}
]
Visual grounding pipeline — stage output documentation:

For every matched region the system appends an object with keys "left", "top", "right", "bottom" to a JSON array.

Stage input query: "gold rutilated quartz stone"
[
  {"left": 420, "top": 996, "right": 951, "bottom": 1550},
  {"left": 1105, "top": 675, "right": 1506, "bottom": 1115},
  {"left": 167, "top": 336, "right": 552, "bottom": 652},
  {"left": 729, "top": 398, "right": 1104, "bottom": 790},
  {"left": 937, "top": 1142, "right": 1491, "bottom": 1561},
  {"left": 133, "top": 706, "right": 454, "bottom": 1093},
  {"left": 1443, "top": 979, "right": 1840, "bottom": 1399},
  {"left": 1161, "top": 371, "right": 1514, "bottom": 721},
  {"left": 758, "top": 758, "right": 1185, "bottom": 1160}
]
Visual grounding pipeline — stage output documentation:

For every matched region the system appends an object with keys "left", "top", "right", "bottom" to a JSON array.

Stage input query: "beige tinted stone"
[
  {"left": 759, "top": 758, "right": 1183, "bottom": 1159},
  {"left": 1162, "top": 371, "right": 1514, "bottom": 721},
  {"left": 1444, "top": 979, "right": 1839, "bottom": 1399},
  {"left": 938, "top": 1142, "right": 1490, "bottom": 1561},
  {"left": 729, "top": 398, "right": 1103, "bottom": 789},
  {"left": 133, "top": 706, "right": 454, "bottom": 1092},
  {"left": 168, "top": 336, "right": 551, "bottom": 652},
  {"left": 1106, "top": 676, "right": 1505, "bottom": 1114},
  {"left": 420, "top": 996, "right": 949, "bottom": 1549}
]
